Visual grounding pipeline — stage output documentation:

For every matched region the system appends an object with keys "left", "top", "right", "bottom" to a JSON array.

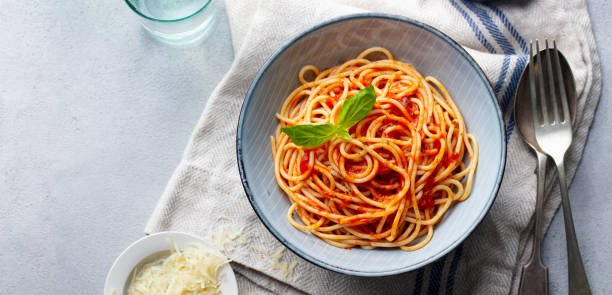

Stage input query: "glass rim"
[{"left": 124, "top": 0, "right": 213, "bottom": 23}]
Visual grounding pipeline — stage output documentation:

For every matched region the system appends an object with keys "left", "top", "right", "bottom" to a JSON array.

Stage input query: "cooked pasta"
[{"left": 271, "top": 47, "right": 478, "bottom": 250}]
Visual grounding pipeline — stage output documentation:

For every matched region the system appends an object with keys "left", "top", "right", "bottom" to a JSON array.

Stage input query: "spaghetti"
[{"left": 270, "top": 47, "right": 478, "bottom": 251}]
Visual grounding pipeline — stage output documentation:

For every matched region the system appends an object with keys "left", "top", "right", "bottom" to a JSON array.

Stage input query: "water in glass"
[{"left": 129, "top": 0, "right": 216, "bottom": 46}]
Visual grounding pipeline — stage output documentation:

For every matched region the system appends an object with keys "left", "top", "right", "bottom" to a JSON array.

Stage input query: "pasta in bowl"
[
  {"left": 237, "top": 14, "right": 504, "bottom": 276},
  {"left": 271, "top": 47, "right": 478, "bottom": 251}
]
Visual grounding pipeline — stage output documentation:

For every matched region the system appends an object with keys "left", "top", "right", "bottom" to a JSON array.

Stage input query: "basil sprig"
[
  {"left": 280, "top": 123, "right": 339, "bottom": 148},
  {"left": 281, "top": 85, "right": 376, "bottom": 148}
]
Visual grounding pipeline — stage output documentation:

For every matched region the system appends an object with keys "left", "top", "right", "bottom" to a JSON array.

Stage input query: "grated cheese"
[
  {"left": 127, "top": 242, "right": 229, "bottom": 295},
  {"left": 205, "top": 225, "right": 246, "bottom": 253},
  {"left": 254, "top": 246, "right": 269, "bottom": 257},
  {"left": 270, "top": 248, "right": 299, "bottom": 280},
  {"left": 217, "top": 216, "right": 232, "bottom": 222},
  {"left": 272, "top": 248, "right": 285, "bottom": 262}
]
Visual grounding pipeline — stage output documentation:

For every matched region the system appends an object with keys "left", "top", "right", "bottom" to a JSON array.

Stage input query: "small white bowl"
[{"left": 104, "top": 231, "right": 238, "bottom": 295}]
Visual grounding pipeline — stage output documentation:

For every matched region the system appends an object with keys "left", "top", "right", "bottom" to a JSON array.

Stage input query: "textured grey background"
[{"left": 0, "top": 0, "right": 609, "bottom": 294}]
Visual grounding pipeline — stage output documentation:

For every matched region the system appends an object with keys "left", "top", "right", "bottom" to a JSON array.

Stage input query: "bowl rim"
[{"left": 236, "top": 13, "right": 506, "bottom": 277}]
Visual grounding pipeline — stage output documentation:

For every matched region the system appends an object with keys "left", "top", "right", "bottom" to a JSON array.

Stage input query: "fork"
[{"left": 528, "top": 40, "right": 591, "bottom": 295}]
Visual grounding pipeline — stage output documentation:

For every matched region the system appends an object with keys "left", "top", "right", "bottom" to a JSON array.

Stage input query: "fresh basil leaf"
[
  {"left": 337, "top": 85, "right": 376, "bottom": 129},
  {"left": 281, "top": 123, "right": 339, "bottom": 148},
  {"left": 335, "top": 128, "right": 352, "bottom": 141},
  {"left": 280, "top": 86, "right": 374, "bottom": 147}
]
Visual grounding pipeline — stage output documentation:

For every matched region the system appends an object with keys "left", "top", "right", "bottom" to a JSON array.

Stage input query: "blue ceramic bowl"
[{"left": 237, "top": 14, "right": 505, "bottom": 276}]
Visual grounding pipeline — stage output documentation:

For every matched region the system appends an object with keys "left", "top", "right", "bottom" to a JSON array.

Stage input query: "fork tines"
[{"left": 528, "top": 40, "right": 571, "bottom": 127}]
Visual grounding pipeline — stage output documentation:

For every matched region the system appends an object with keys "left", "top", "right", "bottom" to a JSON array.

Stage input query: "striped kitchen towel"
[{"left": 145, "top": 0, "right": 601, "bottom": 294}]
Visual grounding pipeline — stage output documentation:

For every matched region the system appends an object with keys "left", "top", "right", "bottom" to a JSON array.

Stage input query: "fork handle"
[{"left": 555, "top": 161, "right": 591, "bottom": 295}]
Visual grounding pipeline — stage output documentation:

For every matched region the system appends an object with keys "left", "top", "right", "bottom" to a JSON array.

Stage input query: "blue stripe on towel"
[
  {"left": 485, "top": 5, "right": 528, "bottom": 54},
  {"left": 427, "top": 255, "right": 448, "bottom": 295},
  {"left": 453, "top": 0, "right": 529, "bottom": 142},
  {"left": 445, "top": 244, "right": 464, "bottom": 295},
  {"left": 501, "top": 54, "right": 528, "bottom": 140},
  {"left": 500, "top": 55, "right": 528, "bottom": 112},
  {"left": 460, "top": 0, "right": 516, "bottom": 55},
  {"left": 484, "top": 4, "right": 529, "bottom": 141},
  {"left": 461, "top": 0, "right": 518, "bottom": 111},
  {"left": 448, "top": 0, "right": 496, "bottom": 53},
  {"left": 495, "top": 55, "right": 512, "bottom": 94},
  {"left": 413, "top": 268, "right": 425, "bottom": 294}
]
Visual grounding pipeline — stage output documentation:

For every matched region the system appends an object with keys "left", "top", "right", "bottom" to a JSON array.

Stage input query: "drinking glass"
[{"left": 125, "top": 0, "right": 216, "bottom": 46}]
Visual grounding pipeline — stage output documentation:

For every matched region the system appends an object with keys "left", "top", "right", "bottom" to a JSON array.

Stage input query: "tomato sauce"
[
  {"left": 387, "top": 130, "right": 402, "bottom": 139},
  {"left": 300, "top": 152, "right": 310, "bottom": 173},
  {"left": 418, "top": 192, "right": 435, "bottom": 209},
  {"left": 375, "top": 172, "right": 401, "bottom": 185},
  {"left": 443, "top": 153, "right": 460, "bottom": 167},
  {"left": 325, "top": 95, "right": 339, "bottom": 109},
  {"left": 399, "top": 97, "right": 419, "bottom": 123}
]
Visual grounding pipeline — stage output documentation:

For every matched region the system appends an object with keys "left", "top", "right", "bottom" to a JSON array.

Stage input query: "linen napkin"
[{"left": 145, "top": 0, "right": 602, "bottom": 294}]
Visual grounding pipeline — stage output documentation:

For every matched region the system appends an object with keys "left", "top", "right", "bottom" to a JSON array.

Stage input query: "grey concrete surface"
[
  {"left": 0, "top": 1, "right": 234, "bottom": 294},
  {"left": 0, "top": 0, "right": 609, "bottom": 294}
]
